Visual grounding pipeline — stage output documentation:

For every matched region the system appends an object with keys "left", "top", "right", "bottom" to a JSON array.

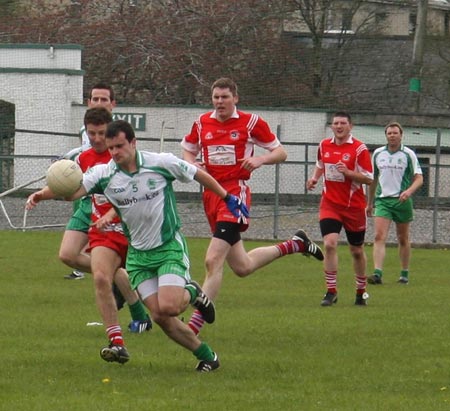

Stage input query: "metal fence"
[{"left": 1, "top": 130, "right": 450, "bottom": 246}]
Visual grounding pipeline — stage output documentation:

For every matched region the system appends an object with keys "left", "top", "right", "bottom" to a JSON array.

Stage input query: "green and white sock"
[
  {"left": 400, "top": 269, "right": 409, "bottom": 279},
  {"left": 374, "top": 268, "right": 383, "bottom": 278}
]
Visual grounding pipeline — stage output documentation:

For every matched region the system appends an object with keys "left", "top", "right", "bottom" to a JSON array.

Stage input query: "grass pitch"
[{"left": 1, "top": 230, "right": 450, "bottom": 411}]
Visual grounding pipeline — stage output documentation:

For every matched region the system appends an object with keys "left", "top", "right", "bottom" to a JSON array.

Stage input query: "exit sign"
[{"left": 112, "top": 113, "right": 146, "bottom": 131}]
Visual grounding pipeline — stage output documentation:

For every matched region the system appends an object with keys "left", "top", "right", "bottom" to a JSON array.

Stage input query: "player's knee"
[
  {"left": 374, "top": 233, "right": 387, "bottom": 242},
  {"left": 324, "top": 241, "right": 338, "bottom": 254},
  {"left": 156, "top": 300, "right": 183, "bottom": 318},
  {"left": 58, "top": 250, "right": 76, "bottom": 267},
  {"left": 349, "top": 246, "right": 365, "bottom": 259},
  {"left": 231, "top": 264, "right": 252, "bottom": 277},
  {"left": 93, "top": 270, "right": 112, "bottom": 291},
  {"left": 205, "top": 254, "right": 223, "bottom": 275},
  {"left": 397, "top": 230, "right": 410, "bottom": 245}
]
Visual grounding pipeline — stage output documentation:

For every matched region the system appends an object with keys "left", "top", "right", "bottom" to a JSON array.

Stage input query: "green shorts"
[
  {"left": 374, "top": 197, "right": 414, "bottom": 224},
  {"left": 65, "top": 196, "right": 92, "bottom": 232},
  {"left": 126, "top": 232, "right": 191, "bottom": 290}
]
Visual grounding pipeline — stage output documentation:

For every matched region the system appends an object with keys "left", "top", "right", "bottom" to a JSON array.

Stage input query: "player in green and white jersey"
[
  {"left": 367, "top": 122, "right": 423, "bottom": 285},
  {"left": 27, "top": 120, "right": 248, "bottom": 371}
]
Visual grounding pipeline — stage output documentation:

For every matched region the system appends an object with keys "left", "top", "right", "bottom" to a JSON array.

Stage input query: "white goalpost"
[
  {"left": 0, "top": 174, "right": 67, "bottom": 231},
  {"left": 158, "top": 120, "right": 174, "bottom": 153}
]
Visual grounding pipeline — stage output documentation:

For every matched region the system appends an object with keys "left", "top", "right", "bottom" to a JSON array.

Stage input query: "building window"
[
  {"left": 324, "top": 8, "right": 354, "bottom": 34},
  {"left": 409, "top": 13, "right": 417, "bottom": 35},
  {"left": 325, "top": 9, "right": 336, "bottom": 32},
  {"left": 375, "top": 12, "right": 387, "bottom": 25},
  {"left": 342, "top": 9, "right": 353, "bottom": 31}
]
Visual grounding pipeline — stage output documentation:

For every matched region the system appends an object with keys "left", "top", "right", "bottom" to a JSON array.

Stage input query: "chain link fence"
[{"left": 1, "top": 128, "right": 450, "bottom": 247}]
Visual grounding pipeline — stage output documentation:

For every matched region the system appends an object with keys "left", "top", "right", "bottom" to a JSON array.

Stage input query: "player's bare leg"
[
  {"left": 396, "top": 222, "right": 411, "bottom": 283},
  {"left": 59, "top": 230, "right": 91, "bottom": 272},
  {"left": 189, "top": 232, "right": 322, "bottom": 333},
  {"left": 114, "top": 268, "right": 140, "bottom": 305},
  {"left": 369, "top": 216, "right": 391, "bottom": 284},
  {"left": 91, "top": 246, "right": 129, "bottom": 364},
  {"left": 114, "top": 268, "right": 152, "bottom": 333},
  {"left": 142, "top": 285, "right": 219, "bottom": 372}
]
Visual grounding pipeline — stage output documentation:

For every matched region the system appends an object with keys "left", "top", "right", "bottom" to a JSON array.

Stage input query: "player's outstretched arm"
[
  {"left": 26, "top": 185, "right": 88, "bottom": 210},
  {"left": 26, "top": 186, "right": 56, "bottom": 209}
]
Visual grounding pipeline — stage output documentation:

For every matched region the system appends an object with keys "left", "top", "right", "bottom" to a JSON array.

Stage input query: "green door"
[{"left": 0, "top": 100, "right": 15, "bottom": 192}]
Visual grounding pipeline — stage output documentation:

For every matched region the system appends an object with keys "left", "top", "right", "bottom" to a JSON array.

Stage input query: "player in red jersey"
[
  {"left": 307, "top": 111, "right": 373, "bottom": 306},
  {"left": 79, "top": 108, "right": 153, "bottom": 362},
  {"left": 181, "top": 77, "right": 324, "bottom": 335},
  {"left": 62, "top": 83, "right": 117, "bottom": 280}
]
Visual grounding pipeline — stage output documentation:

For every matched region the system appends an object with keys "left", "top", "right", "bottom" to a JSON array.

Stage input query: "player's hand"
[
  {"left": 335, "top": 161, "right": 348, "bottom": 174},
  {"left": 237, "top": 157, "right": 264, "bottom": 172},
  {"left": 194, "top": 160, "right": 206, "bottom": 171},
  {"left": 93, "top": 215, "right": 113, "bottom": 231},
  {"left": 25, "top": 191, "right": 43, "bottom": 210},
  {"left": 306, "top": 178, "right": 318, "bottom": 191},
  {"left": 399, "top": 190, "right": 411, "bottom": 202},
  {"left": 224, "top": 193, "right": 250, "bottom": 218}
]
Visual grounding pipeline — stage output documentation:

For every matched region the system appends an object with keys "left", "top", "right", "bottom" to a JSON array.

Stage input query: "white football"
[{"left": 46, "top": 159, "right": 83, "bottom": 197}]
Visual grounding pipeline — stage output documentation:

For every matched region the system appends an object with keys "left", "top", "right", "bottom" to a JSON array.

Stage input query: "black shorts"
[
  {"left": 320, "top": 218, "right": 365, "bottom": 246},
  {"left": 213, "top": 221, "right": 241, "bottom": 246}
]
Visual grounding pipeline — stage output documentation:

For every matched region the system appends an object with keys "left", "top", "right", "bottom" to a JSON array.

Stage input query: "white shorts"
[{"left": 137, "top": 273, "right": 186, "bottom": 300}]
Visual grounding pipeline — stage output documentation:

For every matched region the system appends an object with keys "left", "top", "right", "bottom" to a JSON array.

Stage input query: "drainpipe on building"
[{"left": 410, "top": 0, "right": 428, "bottom": 112}]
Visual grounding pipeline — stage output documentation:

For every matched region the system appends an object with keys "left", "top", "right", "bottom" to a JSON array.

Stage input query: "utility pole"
[{"left": 410, "top": 0, "right": 428, "bottom": 112}]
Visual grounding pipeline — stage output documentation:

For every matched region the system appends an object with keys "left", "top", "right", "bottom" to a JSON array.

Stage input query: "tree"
[
  {"left": 1, "top": 0, "right": 450, "bottom": 114},
  {"left": 0, "top": 0, "right": 290, "bottom": 104},
  {"left": 0, "top": 0, "right": 19, "bottom": 17},
  {"left": 283, "top": 0, "right": 408, "bottom": 107}
]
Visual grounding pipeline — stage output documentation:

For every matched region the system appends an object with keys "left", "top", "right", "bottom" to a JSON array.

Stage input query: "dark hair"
[
  {"left": 385, "top": 121, "right": 403, "bottom": 135},
  {"left": 84, "top": 107, "right": 113, "bottom": 128},
  {"left": 106, "top": 120, "right": 135, "bottom": 142},
  {"left": 211, "top": 77, "right": 238, "bottom": 96},
  {"left": 89, "top": 82, "right": 115, "bottom": 101},
  {"left": 332, "top": 111, "right": 352, "bottom": 123}
]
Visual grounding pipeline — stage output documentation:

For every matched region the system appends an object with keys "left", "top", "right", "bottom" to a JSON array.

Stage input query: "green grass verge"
[{"left": 1, "top": 231, "right": 450, "bottom": 411}]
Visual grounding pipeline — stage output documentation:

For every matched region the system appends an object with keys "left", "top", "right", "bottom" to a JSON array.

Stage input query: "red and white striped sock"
[
  {"left": 106, "top": 324, "right": 124, "bottom": 346},
  {"left": 276, "top": 239, "right": 306, "bottom": 256},
  {"left": 325, "top": 270, "right": 337, "bottom": 293},
  {"left": 355, "top": 274, "right": 367, "bottom": 294},
  {"left": 188, "top": 310, "right": 205, "bottom": 335}
]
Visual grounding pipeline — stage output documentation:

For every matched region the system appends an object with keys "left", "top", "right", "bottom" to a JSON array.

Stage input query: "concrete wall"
[{"left": 0, "top": 44, "right": 84, "bottom": 186}]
